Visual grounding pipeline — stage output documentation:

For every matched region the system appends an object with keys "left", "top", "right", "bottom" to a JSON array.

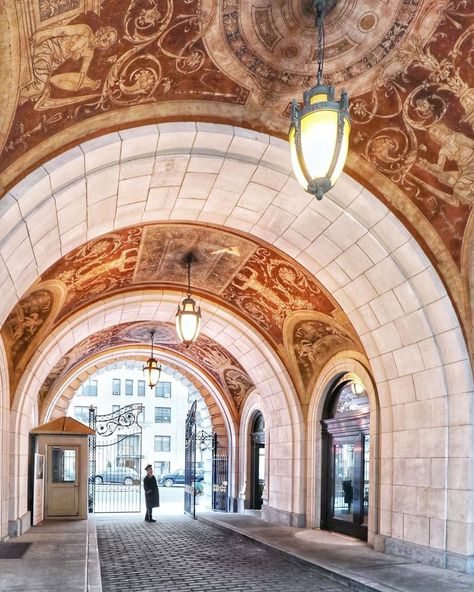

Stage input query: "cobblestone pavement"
[{"left": 96, "top": 515, "right": 350, "bottom": 592}]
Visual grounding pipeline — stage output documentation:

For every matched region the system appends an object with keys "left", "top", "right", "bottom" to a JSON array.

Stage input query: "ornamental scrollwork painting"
[
  {"left": 3, "top": 289, "right": 55, "bottom": 366},
  {"left": 350, "top": 3, "right": 474, "bottom": 263},
  {"left": 222, "top": 247, "right": 337, "bottom": 344},
  {"left": 37, "top": 321, "right": 255, "bottom": 412},
  {"left": 290, "top": 317, "right": 358, "bottom": 396},
  {"left": 3, "top": 0, "right": 248, "bottom": 169}
]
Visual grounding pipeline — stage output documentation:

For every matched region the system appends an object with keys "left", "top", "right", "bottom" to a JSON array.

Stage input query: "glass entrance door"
[
  {"left": 251, "top": 443, "right": 265, "bottom": 509},
  {"left": 324, "top": 431, "right": 369, "bottom": 540},
  {"left": 333, "top": 440, "right": 355, "bottom": 523},
  {"left": 250, "top": 413, "right": 265, "bottom": 510}
]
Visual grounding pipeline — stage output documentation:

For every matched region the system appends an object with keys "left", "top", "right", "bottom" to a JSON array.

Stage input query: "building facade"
[{"left": 67, "top": 363, "right": 191, "bottom": 477}]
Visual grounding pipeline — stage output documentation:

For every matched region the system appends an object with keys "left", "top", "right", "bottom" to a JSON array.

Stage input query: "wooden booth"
[{"left": 30, "top": 417, "right": 95, "bottom": 522}]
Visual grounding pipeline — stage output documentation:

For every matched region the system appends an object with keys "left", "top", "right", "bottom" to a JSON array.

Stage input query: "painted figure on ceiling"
[
  {"left": 419, "top": 123, "right": 474, "bottom": 207},
  {"left": 20, "top": 23, "right": 117, "bottom": 109}
]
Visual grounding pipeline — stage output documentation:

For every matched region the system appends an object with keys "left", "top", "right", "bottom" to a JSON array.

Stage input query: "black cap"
[{"left": 145, "top": 464, "right": 152, "bottom": 471}]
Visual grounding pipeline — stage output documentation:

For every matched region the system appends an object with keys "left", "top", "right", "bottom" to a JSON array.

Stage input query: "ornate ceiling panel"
[
  {"left": 1, "top": 222, "right": 361, "bottom": 402},
  {"left": 0, "top": 0, "right": 472, "bottom": 399},
  {"left": 37, "top": 321, "right": 255, "bottom": 415},
  {"left": 0, "top": 1, "right": 471, "bottom": 285}
]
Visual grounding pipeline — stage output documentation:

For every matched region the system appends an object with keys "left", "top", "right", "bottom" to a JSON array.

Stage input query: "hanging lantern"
[
  {"left": 143, "top": 330, "right": 161, "bottom": 389},
  {"left": 289, "top": 0, "right": 351, "bottom": 200},
  {"left": 176, "top": 253, "right": 201, "bottom": 347}
]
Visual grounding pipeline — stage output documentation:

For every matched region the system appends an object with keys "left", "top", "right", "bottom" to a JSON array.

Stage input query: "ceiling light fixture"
[
  {"left": 176, "top": 253, "right": 201, "bottom": 347},
  {"left": 143, "top": 330, "right": 161, "bottom": 389},
  {"left": 289, "top": 0, "right": 351, "bottom": 200}
]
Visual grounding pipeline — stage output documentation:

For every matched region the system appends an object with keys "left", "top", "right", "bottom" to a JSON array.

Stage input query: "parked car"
[
  {"left": 158, "top": 468, "right": 204, "bottom": 487},
  {"left": 93, "top": 466, "right": 140, "bottom": 485}
]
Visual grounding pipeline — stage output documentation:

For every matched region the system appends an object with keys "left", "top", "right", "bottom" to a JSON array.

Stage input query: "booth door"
[{"left": 46, "top": 445, "right": 79, "bottom": 517}]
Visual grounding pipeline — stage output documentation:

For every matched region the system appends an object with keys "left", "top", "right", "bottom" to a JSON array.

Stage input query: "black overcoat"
[{"left": 143, "top": 474, "right": 160, "bottom": 508}]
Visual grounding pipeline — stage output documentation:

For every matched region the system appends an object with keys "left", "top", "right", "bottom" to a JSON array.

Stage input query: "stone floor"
[
  {"left": 1, "top": 513, "right": 474, "bottom": 592},
  {"left": 96, "top": 514, "right": 349, "bottom": 592},
  {"left": 0, "top": 518, "right": 100, "bottom": 592}
]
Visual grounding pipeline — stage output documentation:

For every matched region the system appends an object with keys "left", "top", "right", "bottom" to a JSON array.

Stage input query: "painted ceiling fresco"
[
  {"left": 0, "top": 2, "right": 472, "bottom": 277},
  {"left": 2, "top": 222, "right": 361, "bottom": 402},
  {"left": 38, "top": 321, "right": 255, "bottom": 415},
  {"left": 0, "top": 1, "right": 472, "bottom": 408}
]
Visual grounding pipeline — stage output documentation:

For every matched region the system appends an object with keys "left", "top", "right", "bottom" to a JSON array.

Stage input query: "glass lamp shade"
[
  {"left": 289, "top": 84, "right": 350, "bottom": 200},
  {"left": 176, "top": 296, "right": 201, "bottom": 347},
  {"left": 143, "top": 357, "right": 161, "bottom": 389}
]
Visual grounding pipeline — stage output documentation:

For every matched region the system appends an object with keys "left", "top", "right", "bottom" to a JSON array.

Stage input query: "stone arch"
[
  {"left": 0, "top": 123, "right": 472, "bottom": 562},
  {"left": 11, "top": 290, "right": 305, "bottom": 526},
  {"left": 42, "top": 352, "right": 230, "bottom": 450},
  {"left": 43, "top": 347, "right": 237, "bottom": 500},
  {"left": 0, "top": 338, "right": 10, "bottom": 537}
]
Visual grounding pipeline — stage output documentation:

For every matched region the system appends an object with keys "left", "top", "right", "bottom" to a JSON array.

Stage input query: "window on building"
[
  {"left": 155, "top": 382, "right": 171, "bottom": 398},
  {"left": 154, "top": 436, "right": 171, "bottom": 452},
  {"left": 112, "top": 378, "right": 121, "bottom": 396},
  {"left": 155, "top": 407, "right": 171, "bottom": 423},
  {"left": 138, "top": 380, "right": 145, "bottom": 396},
  {"left": 81, "top": 380, "right": 98, "bottom": 396},
  {"left": 112, "top": 405, "right": 120, "bottom": 414},
  {"left": 117, "top": 434, "right": 140, "bottom": 458},
  {"left": 74, "top": 406, "right": 91, "bottom": 425},
  {"left": 125, "top": 379, "right": 133, "bottom": 396},
  {"left": 154, "top": 461, "right": 170, "bottom": 475}
]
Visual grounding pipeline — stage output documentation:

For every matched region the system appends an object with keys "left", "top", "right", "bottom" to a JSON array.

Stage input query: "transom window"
[{"left": 329, "top": 380, "right": 369, "bottom": 417}]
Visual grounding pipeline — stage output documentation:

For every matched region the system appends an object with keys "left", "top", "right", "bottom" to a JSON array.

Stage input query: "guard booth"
[{"left": 30, "top": 417, "right": 95, "bottom": 522}]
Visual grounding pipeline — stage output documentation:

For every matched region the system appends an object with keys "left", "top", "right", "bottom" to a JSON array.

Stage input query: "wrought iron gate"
[
  {"left": 184, "top": 401, "right": 228, "bottom": 516},
  {"left": 184, "top": 400, "right": 197, "bottom": 518},
  {"left": 88, "top": 404, "right": 143, "bottom": 513},
  {"left": 212, "top": 433, "right": 228, "bottom": 511}
]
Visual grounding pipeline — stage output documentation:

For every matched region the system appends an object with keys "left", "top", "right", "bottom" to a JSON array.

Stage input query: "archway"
[{"left": 1, "top": 124, "right": 472, "bottom": 570}]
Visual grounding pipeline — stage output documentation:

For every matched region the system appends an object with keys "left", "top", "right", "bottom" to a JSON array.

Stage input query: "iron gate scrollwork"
[
  {"left": 212, "top": 433, "right": 228, "bottom": 511},
  {"left": 88, "top": 403, "right": 143, "bottom": 513},
  {"left": 184, "top": 400, "right": 197, "bottom": 518},
  {"left": 184, "top": 401, "right": 228, "bottom": 515}
]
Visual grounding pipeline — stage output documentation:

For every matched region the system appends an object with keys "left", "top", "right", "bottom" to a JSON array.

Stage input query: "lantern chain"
[
  {"left": 314, "top": 0, "right": 325, "bottom": 86},
  {"left": 186, "top": 254, "right": 192, "bottom": 298}
]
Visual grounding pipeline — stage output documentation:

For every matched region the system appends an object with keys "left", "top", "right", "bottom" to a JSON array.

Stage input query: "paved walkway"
[
  {"left": 0, "top": 517, "right": 100, "bottom": 592},
  {"left": 197, "top": 513, "right": 474, "bottom": 592},
  {"left": 96, "top": 514, "right": 348, "bottom": 592},
  {"left": 1, "top": 512, "right": 474, "bottom": 592}
]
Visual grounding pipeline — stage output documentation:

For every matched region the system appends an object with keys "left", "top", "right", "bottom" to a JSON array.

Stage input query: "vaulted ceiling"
[{"left": 0, "top": 0, "right": 473, "bottom": 414}]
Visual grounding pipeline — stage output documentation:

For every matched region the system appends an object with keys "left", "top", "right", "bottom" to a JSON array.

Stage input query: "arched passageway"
[{"left": 0, "top": 125, "right": 472, "bottom": 572}]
